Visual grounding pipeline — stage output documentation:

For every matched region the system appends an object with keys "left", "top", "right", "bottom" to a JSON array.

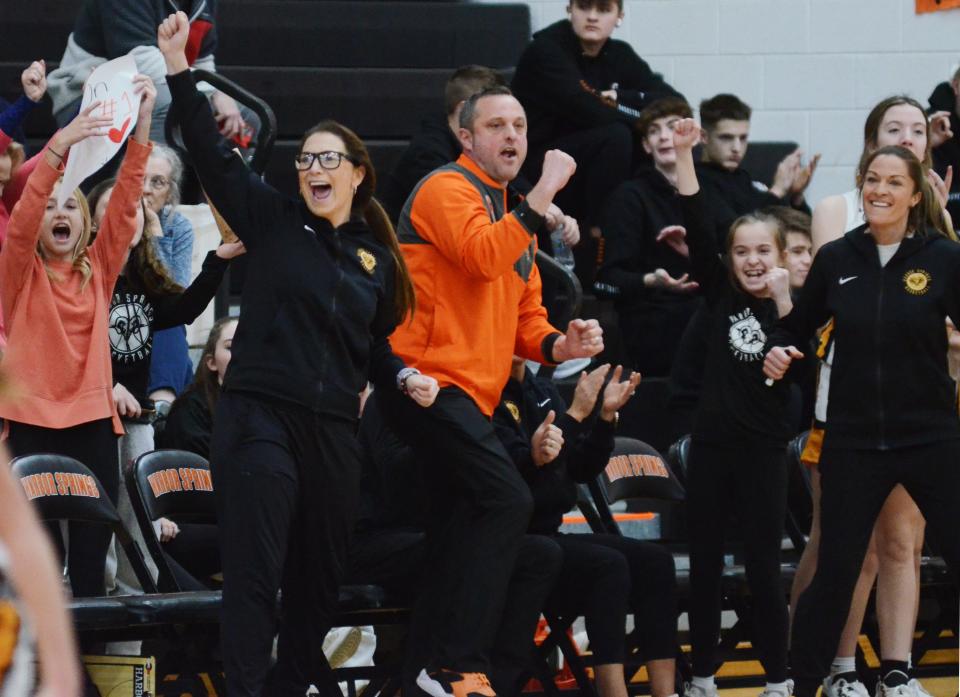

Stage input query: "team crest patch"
[
  {"left": 358, "top": 248, "right": 377, "bottom": 274},
  {"left": 727, "top": 308, "right": 766, "bottom": 362},
  {"left": 504, "top": 401, "right": 521, "bottom": 423},
  {"left": 903, "top": 269, "right": 931, "bottom": 295}
]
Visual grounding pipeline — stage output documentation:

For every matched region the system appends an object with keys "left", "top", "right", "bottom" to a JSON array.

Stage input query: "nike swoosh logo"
[
  {"left": 537, "top": 399, "right": 550, "bottom": 407},
  {"left": 304, "top": 225, "right": 315, "bottom": 233},
  {"left": 839, "top": 276, "right": 858, "bottom": 285}
]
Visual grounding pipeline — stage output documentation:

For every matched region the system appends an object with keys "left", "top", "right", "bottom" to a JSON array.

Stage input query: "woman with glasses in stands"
[
  {"left": 159, "top": 12, "right": 439, "bottom": 697},
  {"left": 141, "top": 143, "right": 197, "bottom": 410}
]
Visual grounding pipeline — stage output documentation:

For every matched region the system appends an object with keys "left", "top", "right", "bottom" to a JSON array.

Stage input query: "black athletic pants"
[
  {"left": 347, "top": 529, "right": 562, "bottom": 696},
  {"left": 546, "top": 533, "right": 678, "bottom": 664},
  {"left": 8, "top": 418, "right": 119, "bottom": 598},
  {"left": 791, "top": 441, "right": 960, "bottom": 697},
  {"left": 686, "top": 440, "right": 789, "bottom": 682},
  {"left": 375, "top": 385, "right": 534, "bottom": 675},
  {"left": 210, "top": 391, "right": 362, "bottom": 697}
]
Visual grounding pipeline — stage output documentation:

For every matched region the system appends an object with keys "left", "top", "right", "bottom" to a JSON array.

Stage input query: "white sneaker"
[
  {"left": 758, "top": 679, "right": 794, "bottom": 697},
  {"left": 683, "top": 682, "right": 719, "bottom": 697},
  {"left": 908, "top": 679, "right": 933, "bottom": 697},
  {"left": 875, "top": 676, "right": 915, "bottom": 697},
  {"left": 823, "top": 675, "right": 870, "bottom": 697}
]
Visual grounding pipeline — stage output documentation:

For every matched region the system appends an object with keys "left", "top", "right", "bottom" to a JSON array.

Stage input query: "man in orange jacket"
[{"left": 378, "top": 85, "right": 604, "bottom": 697}]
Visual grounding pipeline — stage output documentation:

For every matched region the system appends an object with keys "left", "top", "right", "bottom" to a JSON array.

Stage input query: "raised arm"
[
  {"left": 159, "top": 12, "right": 284, "bottom": 249},
  {"left": 91, "top": 75, "right": 156, "bottom": 283},
  {"left": 672, "top": 117, "right": 726, "bottom": 294},
  {"left": 152, "top": 243, "right": 241, "bottom": 329}
]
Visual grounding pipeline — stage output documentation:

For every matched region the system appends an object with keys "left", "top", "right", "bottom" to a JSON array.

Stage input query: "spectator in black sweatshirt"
[
  {"left": 159, "top": 316, "right": 238, "bottom": 458},
  {"left": 512, "top": 0, "right": 682, "bottom": 283},
  {"left": 670, "top": 117, "right": 799, "bottom": 697},
  {"left": 929, "top": 65, "right": 959, "bottom": 223},
  {"left": 159, "top": 12, "right": 439, "bottom": 697},
  {"left": 696, "top": 94, "right": 817, "bottom": 245},
  {"left": 493, "top": 359, "right": 678, "bottom": 697},
  {"left": 88, "top": 179, "right": 241, "bottom": 597},
  {"left": 596, "top": 97, "right": 701, "bottom": 376},
  {"left": 381, "top": 65, "right": 508, "bottom": 223}
]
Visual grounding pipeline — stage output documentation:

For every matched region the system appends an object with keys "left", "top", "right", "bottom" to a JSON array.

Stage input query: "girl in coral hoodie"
[{"left": 0, "top": 75, "right": 156, "bottom": 599}]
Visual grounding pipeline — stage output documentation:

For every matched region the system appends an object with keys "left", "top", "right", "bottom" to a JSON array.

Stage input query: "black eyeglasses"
[{"left": 294, "top": 151, "right": 359, "bottom": 171}]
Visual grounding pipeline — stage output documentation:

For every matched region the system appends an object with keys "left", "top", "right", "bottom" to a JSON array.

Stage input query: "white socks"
[
  {"left": 765, "top": 681, "right": 790, "bottom": 694},
  {"left": 830, "top": 656, "right": 856, "bottom": 676},
  {"left": 691, "top": 676, "right": 715, "bottom": 692}
]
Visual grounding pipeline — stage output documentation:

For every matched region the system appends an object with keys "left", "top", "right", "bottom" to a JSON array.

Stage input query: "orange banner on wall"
[{"left": 916, "top": 0, "right": 960, "bottom": 13}]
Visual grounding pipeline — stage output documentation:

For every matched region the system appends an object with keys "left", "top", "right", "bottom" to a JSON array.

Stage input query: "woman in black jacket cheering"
[
  {"left": 159, "top": 13, "right": 438, "bottom": 697},
  {"left": 764, "top": 146, "right": 960, "bottom": 697}
]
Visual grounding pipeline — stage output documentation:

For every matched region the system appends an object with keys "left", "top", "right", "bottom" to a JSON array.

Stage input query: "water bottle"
[{"left": 550, "top": 224, "right": 576, "bottom": 272}]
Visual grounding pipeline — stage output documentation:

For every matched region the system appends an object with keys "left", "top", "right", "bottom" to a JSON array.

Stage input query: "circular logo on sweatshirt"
[
  {"left": 109, "top": 297, "right": 153, "bottom": 362},
  {"left": 504, "top": 401, "right": 521, "bottom": 423},
  {"left": 903, "top": 269, "right": 931, "bottom": 295},
  {"left": 358, "top": 248, "right": 377, "bottom": 274},
  {"left": 728, "top": 309, "right": 766, "bottom": 362}
]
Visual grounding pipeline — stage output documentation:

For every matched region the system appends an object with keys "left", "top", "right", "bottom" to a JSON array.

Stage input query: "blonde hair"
[{"left": 37, "top": 184, "right": 93, "bottom": 291}]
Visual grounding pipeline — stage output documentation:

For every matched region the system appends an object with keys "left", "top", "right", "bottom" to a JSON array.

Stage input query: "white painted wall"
[{"left": 484, "top": 0, "right": 960, "bottom": 206}]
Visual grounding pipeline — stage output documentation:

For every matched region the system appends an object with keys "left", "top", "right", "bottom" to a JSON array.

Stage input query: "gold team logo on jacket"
[
  {"left": 504, "top": 401, "right": 521, "bottom": 423},
  {"left": 903, "top": 269, "right": 931, "bottom": 295},
  {"left": 357, "top": 248, "right": 377, "bottom": 274}
]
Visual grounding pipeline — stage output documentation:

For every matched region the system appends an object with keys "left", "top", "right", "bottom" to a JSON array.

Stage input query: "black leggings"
[
  {"left": 686, "top": 439, "right": 789, "bottom": 682},
  {"left": 210, "top": 392, "right": 361, "bottom": 697},
  {"left": 791, "top": 441, "right": 960, "bottom": 697},
  {"left": 546, "top": 533, "right": 678, "bottom": 664},
  {"left": 7, "top": 419, "right": 118, "bottom": 598}
]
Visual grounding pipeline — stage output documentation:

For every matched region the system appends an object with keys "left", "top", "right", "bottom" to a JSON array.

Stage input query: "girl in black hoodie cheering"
[
  {"left": 159, "top": 12, "right": 439, "bottom": 697},
  {"left": 765, "top": 146, "right": 960, "bottom": 697},
  {"left": 670, "top": 117, "right": 797, "bottom": 697}
]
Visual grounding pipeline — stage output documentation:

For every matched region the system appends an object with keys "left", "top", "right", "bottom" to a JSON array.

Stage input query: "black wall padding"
[
  {"left": 216, "top": 1, "right": 531, "bottom": 69},
  {"left": 218, "top": 66, "right": 450, "bottom": 139}
]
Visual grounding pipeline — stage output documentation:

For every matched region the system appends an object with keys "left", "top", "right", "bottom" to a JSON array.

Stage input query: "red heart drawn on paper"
[{"left": 108, "top": 117, "right": 132, "bottom": 144}]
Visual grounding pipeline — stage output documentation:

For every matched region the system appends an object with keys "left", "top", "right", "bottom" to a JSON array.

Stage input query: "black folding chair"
[{"left": 535, "top": 438, "right": 688, "bottom": 696}]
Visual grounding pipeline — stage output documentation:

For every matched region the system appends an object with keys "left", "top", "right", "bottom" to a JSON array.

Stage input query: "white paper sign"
[{"left": 58, "top": 55, "right": 140, "bottom": 206}]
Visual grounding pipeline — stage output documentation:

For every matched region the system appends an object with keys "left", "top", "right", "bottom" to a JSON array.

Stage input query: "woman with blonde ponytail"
[
  {"left": 0, "top": 75, "right": 156, "bottom": 599},
  {"left": 158, "top": 12, "right": 438, "bottom": 696}
]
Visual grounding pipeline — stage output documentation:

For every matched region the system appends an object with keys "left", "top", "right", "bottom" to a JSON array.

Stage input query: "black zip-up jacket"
[
  {"left": 695, "top": 161, "right": 809, "bottom": 246},
  {"left": 168, "top": 70, "right": 406, "bottom": 419},
  {"left": 769, "top": 226, "right": 960, "bottom": 450},
  {"left": 680, "top": 191, "right": 798, "bottom": 447},
  {"left": 511, "top": 19, "right": 681, "bottom": 152},
  {"left": 596, "top": 165, "right": 695, "bottom": 305},
  {"left": 929, "top": 81, "right": 960, "bottom": 223},
  {"left": 111, "top": 249, "right": 228, "bottom": 406},
  {"left": 493, "top": 367, "right": 615, "bottom": 535}
]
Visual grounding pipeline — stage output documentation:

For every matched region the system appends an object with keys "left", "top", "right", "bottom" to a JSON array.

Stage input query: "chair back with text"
[
  {"left": 11, "top": 453, "right": 156, "bottom": 594},
  {"left": 587, "top": 437, "right": 686, "bottom": 539},
  {"left": 125, "top": 449, "right": 216, "bottom": 592}
]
